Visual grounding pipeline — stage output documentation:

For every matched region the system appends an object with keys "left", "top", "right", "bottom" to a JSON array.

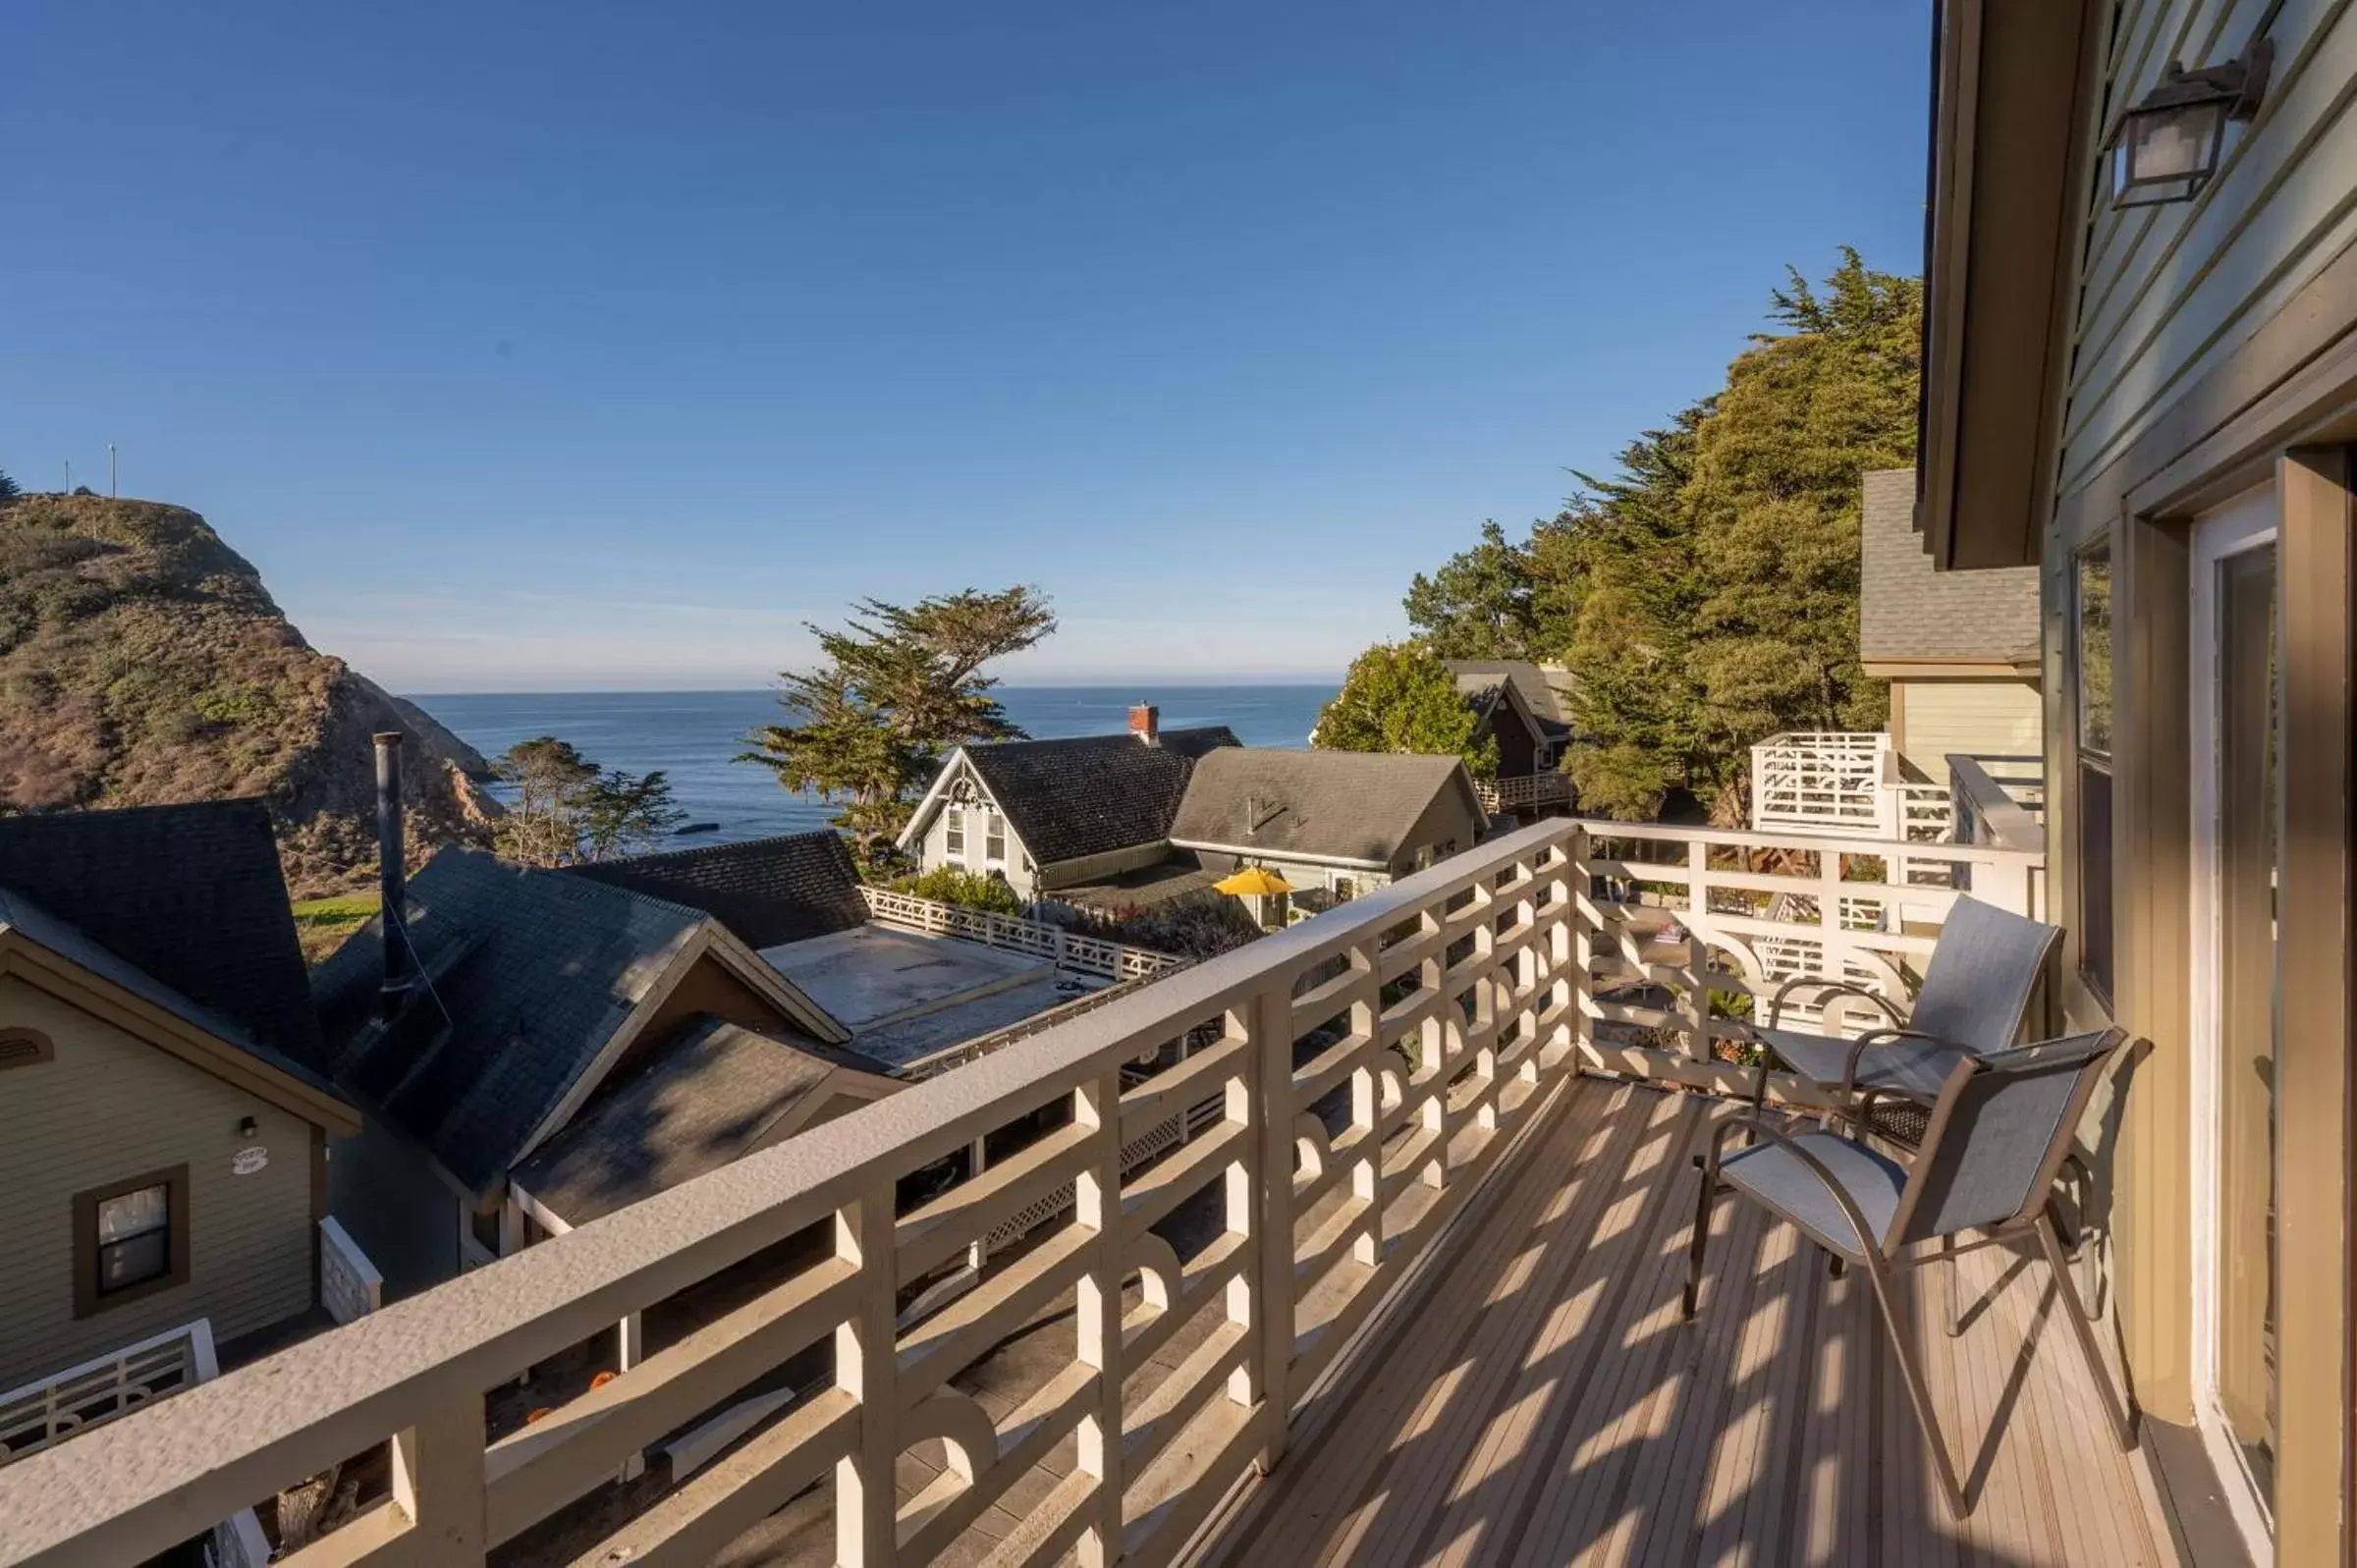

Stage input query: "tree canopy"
[
  {"left": 1312, "top": 641, "right": 1498, "bottom": 780},
  {"left": 492, "top": 736, "right": 685, "bottom": 866},
  {"left": 0, "top": 470, "right": 19, "bottom": 503},
  {"left": 742, "top": 586, "right": 1056, "bottom": 841},
  {"left": 1400, "top": 250, "right": 1918, "bottom": 819}
]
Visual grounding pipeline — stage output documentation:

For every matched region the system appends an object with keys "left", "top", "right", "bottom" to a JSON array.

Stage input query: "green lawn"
[{"left": 291, "top": 894, "right": 375, "bottom": 964}]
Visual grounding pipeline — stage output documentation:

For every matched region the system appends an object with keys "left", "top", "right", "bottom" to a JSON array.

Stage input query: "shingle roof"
[
  {"left": 564, "top": 831, "right": 868, "bottom": 948},
  {"left": 1859, "top": 466, "right": 2041, "bottom": 664},
  {"left": 1443, "top": 661, "right": 1575, "bottom": 739},
  {"left": 1168, "top": 749, "right": 1476, "bottom": 866},
  {"left": 0, "top": 798, "right": 324, "bottom": 1067},
  {"left": 0, "top": 887, "right": 348, "bottom": 1108},
  {"left": 509, "top": 1015, "right": 900, "bottom": 1225},
  {"left": 310, "top": 848, "right": 838, "bottom": 1195},
  {"left": 956, "top": 727, "right": 1240, "bottom": 866}
]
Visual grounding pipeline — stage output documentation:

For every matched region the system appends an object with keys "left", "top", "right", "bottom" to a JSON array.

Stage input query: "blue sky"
[{"left": 1, "top": 2, "right": 1931, "bottom": 692}]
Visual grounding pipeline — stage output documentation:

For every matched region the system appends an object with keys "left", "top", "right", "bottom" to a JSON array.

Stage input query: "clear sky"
[{"left": 1, "top": 2, "right": 1931, "bottom": 693}]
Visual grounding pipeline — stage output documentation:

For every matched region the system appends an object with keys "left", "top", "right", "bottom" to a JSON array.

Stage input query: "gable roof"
[
  {"left": 0, "top": 888, "right": 356, "bottom": 1132},
  {"left": 1859, "top": 467, "right": 2041, "bottom": 667},
  {"left": 509, "top": 1014, "right": 900, "bottom": 1226},
  {"left": 0, "top": 798, "right": 324, "bottom": 1067},
  {"left": 564, "top": 831, "right": 868, "bottom": 949},
  {"left": 1443, "top": 661, "right": 1575, "bottom": 740},
  {"left": 1168, "top": 749, "right": 1480, "bottom": 868},
  {"left": 902, "top": 727, "right": 1241, "bottom": 866},
  {"left": 309, "top": 848, "right": 849, "bottom": 1196}
]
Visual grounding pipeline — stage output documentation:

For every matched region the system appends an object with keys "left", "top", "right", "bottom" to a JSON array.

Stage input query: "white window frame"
[
  {"left": 984, "top": 813, "right": 1007, "bottom": 865},
  {"left": 944, "top": 807, "right": 964, "bottom": 860}
]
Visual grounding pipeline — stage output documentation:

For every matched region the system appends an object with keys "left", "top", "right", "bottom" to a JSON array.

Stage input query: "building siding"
[
  {"left": 2059, "top": 0, "right": 2357, "bottom": 495},
  {"left": 0, "top": 976, "right": 319, "bottom": 1391},
  {"left": 1891, "top": 678, "right": 2043, "bottom": 779},
  {"left": 917, "top": 777, "right": 1035, "bottom": 897}
]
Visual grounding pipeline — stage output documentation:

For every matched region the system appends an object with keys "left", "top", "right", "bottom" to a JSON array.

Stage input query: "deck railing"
[
  {"left": 1949, "top": 752, "right": 2046, "bottom": 849},
  {"left": 1749, "top": 730, "right": 1955, "bottom": 842},
  {"left": 0, "top": 816, "right": 2042, "bottom": 1568},
  {"left": 1472, "top": 771, "right": 1572, "bottom": 813},
  {"left": 860, "top": 887, "right": 1181, "bottom": 980}
]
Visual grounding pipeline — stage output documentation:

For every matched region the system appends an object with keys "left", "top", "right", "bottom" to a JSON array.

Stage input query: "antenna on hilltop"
[
  {"left": 109, "top": 444, "right": 117, "bottom": 499},
  {"left": 63, "top": 459, "right": 70, "bottom": 493}
]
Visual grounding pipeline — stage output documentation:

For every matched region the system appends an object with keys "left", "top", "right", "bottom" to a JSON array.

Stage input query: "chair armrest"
[
  {"left": 1765, "top": 976, "right": 1908, "bottom": 1032},
  {"left": 1837, "top": 1028, "right": 1960, "bottom": 1105},
  {"left": 1705, "top": 1115, "right": 1886, "bottom": 1260}
]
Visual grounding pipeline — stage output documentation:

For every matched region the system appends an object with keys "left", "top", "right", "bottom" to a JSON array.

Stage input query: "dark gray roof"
[
  {"left": 1443, "top": 661, "right": 1575, "bottom": 739},
  {"left": 957, "top": 727, "right": 1240, "bottom": 866},
  {"left": 1056, "top": 854, "right": 1226, "bottom": 914},
  {"left": 0, "top": 887, "right": 349, "bottom": 1108},
  {"left": 510, "top": 1014, "right": 899, "bottom": 1224},
  {"left": 0, "top": 798, "right": 325, "bottom": 1066},
  {"left": 564, "top": 831, "right": 867, "bottom": 949},
  {"left": 1859, "top": 466, "right": 2040, "bottom": 664},
  {"left": 311, "top": 848, "right": 836, "bottom": 1196},
  {"left": 1168, "top": 749, "right": 1477, "bottom": 865}
]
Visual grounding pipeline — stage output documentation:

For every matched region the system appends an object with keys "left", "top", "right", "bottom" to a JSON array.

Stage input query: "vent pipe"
[{"left": 373, "top": 731, "right": 411, "bottom": 1020}]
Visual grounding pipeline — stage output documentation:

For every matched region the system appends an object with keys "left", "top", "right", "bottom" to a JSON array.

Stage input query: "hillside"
[{"left": 0, "top": 493, "right": 498, "bottom": 895}]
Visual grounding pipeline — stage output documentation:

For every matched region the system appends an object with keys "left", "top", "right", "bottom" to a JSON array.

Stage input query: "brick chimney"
[{"left": 1129, "top": 703, "right": 1160, "bottom": 746}]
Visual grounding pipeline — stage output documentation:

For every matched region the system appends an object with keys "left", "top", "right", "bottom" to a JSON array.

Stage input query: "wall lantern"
[{"left": 2110, "top": 36, "right": 2272, "bottom": 208}]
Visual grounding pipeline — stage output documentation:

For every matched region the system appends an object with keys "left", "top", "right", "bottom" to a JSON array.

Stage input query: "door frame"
[{"left": 2187, "top": 483, "right": 2279, "bottom": 1562}]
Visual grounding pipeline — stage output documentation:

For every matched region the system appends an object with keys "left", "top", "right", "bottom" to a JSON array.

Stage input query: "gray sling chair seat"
[
  {"left": 1745, "top": 894, "right": 2063, "bottom": 1137},
  {"left": 1683, "top": 1028, "right": 2136, "bottom": 1520}
]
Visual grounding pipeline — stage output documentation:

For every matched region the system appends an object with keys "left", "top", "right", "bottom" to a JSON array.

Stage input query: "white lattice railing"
[
  {"left": 1750, "top": 730, "right": 1955, "bottom": 843},
  {"left": 859, "top": 887, "right": 1181, "bottom": 981},
  {"left": 1473, "top": 771, "right": 1572, "bottom": 813},
  {"left": 0, "top": 817, "right": 2042, "bottom": 1568}
]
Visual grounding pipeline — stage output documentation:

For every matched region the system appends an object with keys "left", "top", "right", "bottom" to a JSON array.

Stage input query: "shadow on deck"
[{"left": 1190, "top": 1076, "right": 2167, "bottom": 1568}]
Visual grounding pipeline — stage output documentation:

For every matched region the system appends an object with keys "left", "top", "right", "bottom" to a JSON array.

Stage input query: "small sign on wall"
[{"left": 230, "top": 1146, "right": 269, "bottom": 1176}]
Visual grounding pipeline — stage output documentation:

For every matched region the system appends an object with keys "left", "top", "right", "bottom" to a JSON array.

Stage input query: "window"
[
  {"left": 2074, "top": 545, "right": 2115, "bottom": 1004},
  {"left": 944, "top": 807, "right": 964, "bottom": 857},
  {"left": 985, "top": 814, "right": 1007, "bottom": 863},
  {"left": 74, "top": 1166, "right": 190, "bottom": 1317}
]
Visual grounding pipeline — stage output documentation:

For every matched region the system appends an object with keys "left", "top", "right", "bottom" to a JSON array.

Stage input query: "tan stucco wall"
[
  {"left": 0, "top": 975, "right": 318, "bottom": 1391},
  {"left": 1891, "top": 677, "right": 2041, "bottom": 779}
]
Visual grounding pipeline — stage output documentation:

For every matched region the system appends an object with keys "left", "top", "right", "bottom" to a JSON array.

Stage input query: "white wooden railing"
[
  {"left": 1473, "top": 771, "right": 1572, "bottom": 813},
  {"left": 0, "top": 817, "right": 2042, "bottom": 1568},
  {"left": 1750, "top": 730, "right": 1955, "bottom": 842},
  {"left": 860, "top": 887, "right": 1182, "bottom": 981}
]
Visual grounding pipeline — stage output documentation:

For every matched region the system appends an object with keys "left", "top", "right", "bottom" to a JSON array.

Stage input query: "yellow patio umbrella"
[{"left": 1214, "top": 865, "right": 1294, "bottom": 897}]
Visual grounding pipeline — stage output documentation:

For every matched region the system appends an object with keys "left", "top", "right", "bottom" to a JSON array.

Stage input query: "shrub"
[
  {"left": 1096, "top": 892, "right": 1262, "bottom": 960},
  {"left": 898, "top": 865, "right": 1023, "bottom": 914}
]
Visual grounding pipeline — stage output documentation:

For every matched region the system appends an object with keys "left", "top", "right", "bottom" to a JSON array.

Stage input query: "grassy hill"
[{"left": 0, "top": 492, "right": 497, "bottom": 895}]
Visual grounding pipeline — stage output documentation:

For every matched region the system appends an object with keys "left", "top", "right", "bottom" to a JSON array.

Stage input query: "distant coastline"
[{"left": 411, "top": 683, "right": 1339, "bottom": 847}]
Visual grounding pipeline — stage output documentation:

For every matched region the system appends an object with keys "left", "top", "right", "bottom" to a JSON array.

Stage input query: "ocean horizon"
[{"left": 412, "top": 683, "right": 1340, "bottom": 845}]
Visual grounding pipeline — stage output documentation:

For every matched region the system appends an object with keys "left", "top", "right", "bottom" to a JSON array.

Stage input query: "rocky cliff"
[{"left": 0, "top": 493, "right": 498, "bottom": 895}]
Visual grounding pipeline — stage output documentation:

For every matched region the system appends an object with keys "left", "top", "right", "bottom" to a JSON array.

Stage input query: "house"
[
  {"left": 310, "top": 842, "right": 858, "bottom": 1299},
  {"left": 1920, "top": 2, "right": 2357, "bottom": 1557},
  {"left": 1166, "top": 747, "right": 1488, "bottom": 902},
  {"left": 563, "top": 830, "right": 870, "bottom": 949},
  {"left": 0, "top": 801, "right": 361, "bottom": 1401},
  {"left": 1858, "top": 466, "right": 2041, "bottom": 780},
  {"left": 1442, "top": 659, "right": 1575, "bottom": 776},
  {"left": 899, "top": 707, "right": 1240, "bottom": 898}
]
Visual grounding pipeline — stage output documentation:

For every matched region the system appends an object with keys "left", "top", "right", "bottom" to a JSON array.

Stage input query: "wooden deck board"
[{"left": 1194, "top": 1076, "right": 2165, "bottom": 1568}]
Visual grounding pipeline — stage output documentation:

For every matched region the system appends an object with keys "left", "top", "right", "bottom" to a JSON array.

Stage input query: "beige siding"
[
  {"left": 2059, "top": 0, "right": 2357, "bottom": 494},
  {"left": 0, "top": 976, "right": 317, "bottom": 1391},
  {"left": 1892, "top": 678, "right": 2043, "bottom": 778}
]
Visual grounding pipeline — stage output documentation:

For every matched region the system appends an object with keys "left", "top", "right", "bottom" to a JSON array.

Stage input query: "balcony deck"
[{"left": 1196, "top": 1075, "right": 2167, "bottom": 1568}]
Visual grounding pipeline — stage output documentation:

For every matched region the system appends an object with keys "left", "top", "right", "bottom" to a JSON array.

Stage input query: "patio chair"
[
  {"left": 1745, "top": 894, "right": 2061, "bottom": 1139},
  {"left": 1683, "top": 1028, "right": 2135, "bottom": 1519}
]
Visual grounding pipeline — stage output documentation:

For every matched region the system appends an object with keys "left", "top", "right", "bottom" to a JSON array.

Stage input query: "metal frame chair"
[
  {"left": 1746, "top": 893, "right": 2063, "bottom": 1135},
  {"left": 1684, "top": 1028, "right": 2135, "bottom": 1519}
]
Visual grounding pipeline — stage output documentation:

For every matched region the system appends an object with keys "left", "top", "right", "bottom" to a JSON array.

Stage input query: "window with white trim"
[
  {"left": 985, "top": 813, "right": 1007, "bottom": 863},
  {"left": 944, "top": 808, "right": 964, "bottom": 858}
]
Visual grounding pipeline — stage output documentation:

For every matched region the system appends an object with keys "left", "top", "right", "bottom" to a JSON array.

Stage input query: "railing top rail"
[
  {"left": 0, "top": 816, "right": 1580, "bottom": 1561},
  {"left": 1946, "top": 754, "right": 2046, "bottom": 853},
  {"left": 1575, "top": 815, "right": 2041, "bottom": 867}
]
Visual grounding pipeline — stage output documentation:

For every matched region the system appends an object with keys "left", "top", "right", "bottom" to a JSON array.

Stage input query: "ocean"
[{"left": 411, "top": 685, "right": 1338, "bottom": 845}]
